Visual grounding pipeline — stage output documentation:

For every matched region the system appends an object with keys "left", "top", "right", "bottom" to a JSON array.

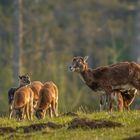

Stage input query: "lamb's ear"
[
  {"left": 84, "top": 56, "right": 89, "bottom": 62},
  {"left": 18, "top": 75, "right": 22, "bottom": 79},
  {"left": 25, "top": 73, "right": 29, "bottom": 77},
  {"left": 25, "top": 73, "right": 30, "bottom": 78}
]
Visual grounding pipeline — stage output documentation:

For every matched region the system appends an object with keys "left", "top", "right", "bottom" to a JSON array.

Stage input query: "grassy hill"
[{"left": 0, "top": 111, "right": 140, "bottom": 140}]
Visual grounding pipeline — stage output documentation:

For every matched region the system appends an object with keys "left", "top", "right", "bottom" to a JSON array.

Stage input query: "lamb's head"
[
  {"left": 69, "top": 56, "right": 89, "bottom": 73},
  {"left": 15, "top": 107, "right": 25, "bottom": 121},
  {"left": 19, "top": 74, "right": 31, "bottom": 86},
  {"left": 35, "top": 109, "right": 46, "bottom": 119}
]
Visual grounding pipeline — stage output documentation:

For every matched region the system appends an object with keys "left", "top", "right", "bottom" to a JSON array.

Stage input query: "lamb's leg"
[
  {"left": 117, "top": 92, "right": 124, "bottom": 112},
  {"left": 33, "top": 100, "right": 38, "bottom": 109},
  {"left": 123, "top": 89, "right": 136, "bottom": 111},
  {"left": 9, "top": 100, "right": 14, "bottom": 118},
  {"left": 22, "top": 107, "right": 26, "bottom": 120},
  {"left": 48, "top": 106, "right": 52, "bottom": 118},
  {"left": 51, "top": 101, "right": 57, "bottom": 117},
  {"left": 55, "top": 101, "right": 58, "bottom": 116},
  {"left": 29, "top": 101, "right": 33, "bottom": 120},
  {"left": 124, "top": 104, "right": 130, "bottom": 111},
  {"left": 25, "top": 104, "right": 30, "bottom": 120},
  {"left": 124, "top": 100, "right": 132, "bottom": 111},
  {"left": 111, "top": 91, "right": 124, "bottom": 112},
  {"left": 127, "top": 93, "right": 136, "bottom": 107},
  {"left": 9, "top": 104, "right": 13, "bottom": 119}
]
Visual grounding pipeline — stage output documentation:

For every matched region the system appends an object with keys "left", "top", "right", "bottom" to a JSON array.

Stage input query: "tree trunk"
[
  {"left": 13, "top": 0, "right": 23, "bottom": 85},
  {"left": 131, "top": 2, "right": 140, "bottom": 63}
]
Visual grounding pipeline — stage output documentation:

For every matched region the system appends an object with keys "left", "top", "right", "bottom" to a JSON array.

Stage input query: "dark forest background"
[{"left": 0, "top": 0, "right": 140, "bottom": 113}]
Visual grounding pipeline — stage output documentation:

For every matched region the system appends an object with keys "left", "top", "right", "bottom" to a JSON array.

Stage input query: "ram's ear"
[{"left": 83, "top": 56, "right": 89, "bottom": 62}]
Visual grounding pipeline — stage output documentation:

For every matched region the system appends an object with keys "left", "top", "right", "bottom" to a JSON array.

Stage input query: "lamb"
[
  {"left": 13, "top": 86, "right": 34, "bottom": 121},
  {"left": 101, "top": 88, "right": 137, "bottom": 111},
  {"left": 8, "top": 74, "right": 31, "bottom": 118},
  {"left": 69, "top": 56, "right": 140, "bottom": 111},
  {"left": 8, "top": 74, "right": 43, "bottom": 118},
  {"left": 35, "top": 81, "right": 58, "bottom": 119},
  {"left": 30, "top": 81, "right": 43, "bottom": 108},
  {"left": 120, "top": 88, "right": 137, "bottom": 110}
]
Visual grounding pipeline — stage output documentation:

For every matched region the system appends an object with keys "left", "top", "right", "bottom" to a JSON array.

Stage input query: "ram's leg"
[
  {"left": 103, "top": 93, "right": 111, "bottom": 112},
  {"left": 109, "top": 94, "right": 113, "bottom": 112},
  {"left": 104, "top": 87, "right": 113, "bottom": 112},
  {"left": 99, "top": 95, "right": 104, "bottom": 111}
]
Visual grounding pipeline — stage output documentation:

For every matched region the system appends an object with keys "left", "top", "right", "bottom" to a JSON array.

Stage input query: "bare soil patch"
[
  {"left": 0, "top": 117, "right": 123, "bottom": 135},
  {"left": 17, "top": 122, "right": 64, "bottom": 133},
  {"left": 68, "top": 117, "right": 123, "bottom": 129},
  {"left": 0, "top": 127, "right": 16, "bottom": 135}
]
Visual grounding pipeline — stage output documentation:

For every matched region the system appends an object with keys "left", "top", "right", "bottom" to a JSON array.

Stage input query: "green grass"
[{"left": 1, "top": 111, "right": 140, "bottom": 140}]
